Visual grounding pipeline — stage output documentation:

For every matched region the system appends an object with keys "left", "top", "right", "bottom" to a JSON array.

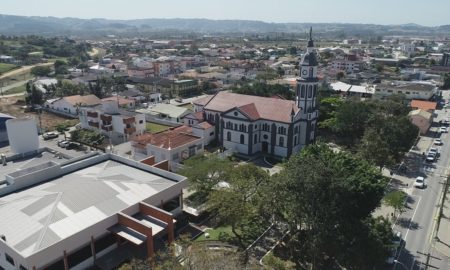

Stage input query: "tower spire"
[{"left": 308, "top": 27, "right": 314, "bottom": 48}]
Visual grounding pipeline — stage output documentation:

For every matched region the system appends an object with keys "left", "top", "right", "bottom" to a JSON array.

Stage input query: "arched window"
[
  {"left": 308, "top": 85, "right": 312, "bottom": 98},
  {"left": 227, "top": 132, "right": 231, "bottom": 141},
  {"left": 301, "top": 85, "right": 306, "bottom": 98},
  {"left": 254, "top": 134, "right": 258, "bottom": 143},
  {"left": 279, "top": 136, "right": 284, "bottom": 147},
  {"left": 240, "top": 134, "right": 245, "bottom": 144}
]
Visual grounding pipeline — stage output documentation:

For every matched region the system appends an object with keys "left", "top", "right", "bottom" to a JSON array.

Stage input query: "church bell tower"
[{"left": 296, "top": 27, "right": 319, "bottom": 144}]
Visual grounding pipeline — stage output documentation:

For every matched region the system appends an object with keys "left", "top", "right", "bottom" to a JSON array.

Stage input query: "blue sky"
[{"left": 1, "top": 0, "right": 448, "bottom": 26}]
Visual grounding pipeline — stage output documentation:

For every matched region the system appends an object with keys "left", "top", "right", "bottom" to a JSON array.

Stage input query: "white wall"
[{"left": 6, "top": 119, "right": 39, "bottom": 154}]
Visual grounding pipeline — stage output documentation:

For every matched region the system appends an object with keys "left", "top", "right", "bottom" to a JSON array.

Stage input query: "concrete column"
[
  {"left": 147, "top": 236, "right": 154, "bottom": 259},
  {"left": 63, "top": 250, "right": 69, "bottom": 270},
  {"left": 91, "top": 235, "right": 96, "bottom": 261}
]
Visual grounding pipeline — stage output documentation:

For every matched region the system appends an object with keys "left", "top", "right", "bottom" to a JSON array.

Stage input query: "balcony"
[
  {"left": 123, "top": 117, "right": 135, "bottom": 125},
  {"left": 102, "top": 125, "right": 113, "bottom": 132},
  {"left": 124, "top": 127, "right": 136, "bottom": 134},
  {"left": 88, "top": 121, "right": 99, "bottom": 128},
  {"left": 87, "top": 111, "right": 98, "bottom": 118},
  {"left": 100, "top": 114, "right": 112, "bottom": 122}
]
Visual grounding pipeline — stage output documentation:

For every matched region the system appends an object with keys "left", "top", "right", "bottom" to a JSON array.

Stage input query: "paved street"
[{"left": 392, "top": 92, "right": 450, "bottom": 270}]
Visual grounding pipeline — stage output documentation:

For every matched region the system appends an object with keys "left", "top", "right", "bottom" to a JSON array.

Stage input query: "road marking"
[
  {"left": 405, "top": 195, "right": 421, "bottom": 240},
  {"left": 409, "top": 258, "right": 415, "bottom": 270},
  {"left": 393, "top": 195, "right": 422, "bottom": 270}
]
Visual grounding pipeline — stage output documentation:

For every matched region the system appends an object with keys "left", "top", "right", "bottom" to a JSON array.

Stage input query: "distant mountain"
[{"left": 0, "top": 14, "right": 448, "bottom": 38}]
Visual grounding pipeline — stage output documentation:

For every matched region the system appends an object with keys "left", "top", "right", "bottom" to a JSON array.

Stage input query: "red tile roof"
[
  {"left": 238, "top": 103, "right": 260, "bottom": 120},
  {"left": 196, "top": 121, "right": 214, "bottom": 130},
  {"left": 198, "top": 92, "right": 299, "bottom": 123},
  {"left": 63, "top": 95, "right": 101, "bottom": 106},
  {"left": 410, "top": 100, "right": 437, "bottom": 111},
  {"left": 132, "top": 126, "right": 201, "bottom": 149},
  {"left": 102, "top": 96, "right": 134, "bottom": 106}
]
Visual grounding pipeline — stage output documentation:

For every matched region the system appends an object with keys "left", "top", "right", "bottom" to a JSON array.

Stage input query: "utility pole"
[{"left": 417, "top": 250, "right": 441, "bottom": 269}]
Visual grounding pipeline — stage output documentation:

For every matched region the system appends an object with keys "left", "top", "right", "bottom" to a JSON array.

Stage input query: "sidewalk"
[
  {"left": 433, "top": 186, "right": 450, "bottom": 258},
  {"left": 373, "top": 132, "right": 434, "bottom": 221}
]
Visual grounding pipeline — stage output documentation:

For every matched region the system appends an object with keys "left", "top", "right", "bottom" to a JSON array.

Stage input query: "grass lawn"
[
  {"left": 195, "top": 225, "right": 234, "bottom": 242},
  {"left": 3, "top": 84, "right": 26, "bottom": 95},
  {"left": 0, "top": 63, "right": 18, "bottom": 74},
  {"left": 146, "top": 122, "right": 171, "bottom": 133}
]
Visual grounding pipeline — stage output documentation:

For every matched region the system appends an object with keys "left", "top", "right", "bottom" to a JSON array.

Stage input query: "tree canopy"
[
  {"left": 269, "top": 144, "right": 390, "bottom": 269},
  {"left": 208, "top": 163, "right": 270, "bottom": 248}
]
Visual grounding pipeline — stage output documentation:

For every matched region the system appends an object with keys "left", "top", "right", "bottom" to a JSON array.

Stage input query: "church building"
[{"left": 191, "top": 28, "right": 319, "bottom": 158}]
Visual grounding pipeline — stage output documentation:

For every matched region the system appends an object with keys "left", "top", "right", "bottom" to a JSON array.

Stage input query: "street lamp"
[{"left": 393, "top": 260, "right": 408, "bottom": 270}]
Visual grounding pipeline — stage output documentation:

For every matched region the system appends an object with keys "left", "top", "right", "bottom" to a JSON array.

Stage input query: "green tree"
[
  {"left": 31, "top": 66, "right": 52, "bottom": 77},
  {"left": 208, "top": 163, "right": 270, "bottom": 248},
  {"left": 358, "top": 127, "right": 393, "bottom": 170},
  {"left": 333, "top": 99, "right": 372, "bottom": 144},
  {"left": 317, "top": 96, "right": 342, "bottom": 129},
  {"left": 342, "top": 216, "right": 393, "bottom": 269},
  {"left": 178, "top": 155, "right": 233, "bottom": 198},
  {"left": 384, "top": 191, "right": 407, "bottom": 219},
  {"left": 443, "top": 73, "right": 450, "bottom": 90},
  {"left": 26, "top": 84, "right": 43, "bottom": 105},
  {"left": 270, "top": 144, "right": 388, "bottom": 269},
  {"left": 54, "top": 60, "right": 68, "bottom": 75},
  {"left": 375, "top": 64, "right": 384, "bottom": 73},
  {"left": 336, "top": 71, "right": 345, "bottom": 80}
]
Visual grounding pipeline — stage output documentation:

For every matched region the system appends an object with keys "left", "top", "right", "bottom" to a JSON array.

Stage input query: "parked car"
[
  {"left": 426, "top": 152, "right": 436, "bottom": 162},
  {"left": 434, "top": 139, "right": 443, "bottom": 145},
  {"left": 444, "top": 118, "right": 450, "bottom": 125},
  {"left": 439, "top": 126, "right": 448, "bottom": 133},
  {"left": 392, "top": 231, "right": 402, "bottom": 246},
  {"left": 43, "top": 132, "right": 59, "bottom": 140},
  {"left": 58, "top": 140, "right": 70, "bottom": 148},
  {"left": 414, "top": 176, "right": 425, "bottom": 188}
]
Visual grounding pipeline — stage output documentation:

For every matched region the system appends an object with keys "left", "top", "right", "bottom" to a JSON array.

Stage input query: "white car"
[
  {"left": 426, "top": 153, "right": 436, "bottom": 162},
  {"left": 392, "top": 231, "right": 402, "bottom": 246},
  {"left": 414, "top": 176, "right": 425, "bottom": 188},
  {"left": 439, "top": 126, "right": 448, "bottom": 133},
  {"left": 434, "top": 139, "right": 443, "bottom": 145},
  {"left": 43, "top": 132, "right": 59, "bottom": 140},
  {"left": 58, "top": 140, "right": 70, "bottom": 148}
]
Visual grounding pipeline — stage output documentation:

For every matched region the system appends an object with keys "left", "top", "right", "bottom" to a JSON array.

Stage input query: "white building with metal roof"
[{"left": 0, "top": 152, "right": 187, "bottom": 270}]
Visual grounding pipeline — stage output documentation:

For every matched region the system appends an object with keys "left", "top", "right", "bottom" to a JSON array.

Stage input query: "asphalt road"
[{"left": 393, "top": 97, "right": 450, "bottom": 270}]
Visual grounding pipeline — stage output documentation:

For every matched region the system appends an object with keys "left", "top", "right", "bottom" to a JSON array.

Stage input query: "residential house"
[
  {"left": 410, "top": 100, "right": 437, "bottom": 113},
  {"left": 79, "top": 100, "right": 145, "bottom": 144},
  {"left": 136, "top": 103, "right": 191, "bottom": 125},
  {"left": 374, "top": 81, "right": 438, "bottom": 100},
  {"left": 101, "top": 96, "right": 136, "bottom": 109},
  {"left": 33, "top": 78, "right": 57, "bottom": 94},
  {"left": 128, "top": 77, "right": 198, "bottom": 98},
  {"left": 330, "top": 81, "right": 375, "bottom": 98},
  {"left": 408, "top": 109, "right": 432, "bottom": 135},
  {"left": 132, "top": 126, "right": 203, "bottom": 170},
  {"left": 45, "top": 95, "right": 101, "bottom": 116}
]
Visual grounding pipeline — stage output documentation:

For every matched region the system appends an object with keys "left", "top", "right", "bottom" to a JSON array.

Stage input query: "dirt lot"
[{"left": 0, "top": 95, "right": 79, "bottom": 132}]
